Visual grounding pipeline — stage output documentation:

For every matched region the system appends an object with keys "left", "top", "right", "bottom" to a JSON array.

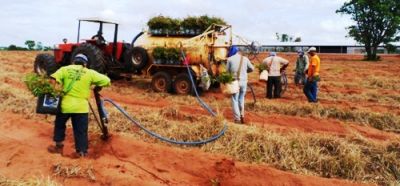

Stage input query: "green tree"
[
  {"left": 276, "top": 33, "right": 300, "bottom": 42},
  {"left": 8, "top": 44, "right": 17, "bottom": 50},
  {"left": 281, "top": 34, "right": 289, "bottom": 42},
  {"left": 336, "top": 0, "right": 400, "bottom": 61},
  {"left": 276, "top": 33, "right": 289, "bottom": 42},
  {"left": 385, "top": 43, "right": 397, "bottom": 54},
  {"left": 43, "top": 46, "right": 53, "bottom": 51},
  {"left": 36, "top": 42, "right": 43, "bottom": 51},
  {"left": 7, "top": 44, "right": 28, "bottom": 51},
  {"left": 25, "top": 40, "right": 36, "bottom": 50}
]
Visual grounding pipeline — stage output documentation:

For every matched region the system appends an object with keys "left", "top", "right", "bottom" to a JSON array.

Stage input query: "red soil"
[
  {"left": 0, "top": 113, "right": 362, "bottom": 185},
  {"left": 97, "top": 92, "right": 398, "bottom": 141}
]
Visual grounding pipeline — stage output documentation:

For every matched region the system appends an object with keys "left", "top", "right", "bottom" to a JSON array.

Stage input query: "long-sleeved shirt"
[
  {"left": 226, "top": 53, "right": 254, "bottom": 82},
  {"left": 262, "top": 56, "right": 289, "bottom": 77},
  {"left": 295, "top": 55, "right": 309, "bottom": 73}
]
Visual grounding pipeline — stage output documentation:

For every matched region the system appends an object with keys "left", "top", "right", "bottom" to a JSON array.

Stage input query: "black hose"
[
  {"left": 131, "top": 32, "right": 144, "bottom": 47},
  {"left": 91, "top": 47, "right": 228, "bottom": 145},
  {"left": 102, "top": 98, "right": 227, "bottom": 145}
]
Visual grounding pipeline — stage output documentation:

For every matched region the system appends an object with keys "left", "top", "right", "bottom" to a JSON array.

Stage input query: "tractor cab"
[{"left": 77, "top": 18, "right": 117, "bottom": 48}]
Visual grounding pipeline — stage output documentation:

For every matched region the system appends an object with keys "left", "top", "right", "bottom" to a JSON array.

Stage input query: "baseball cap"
[
  {"left": 228, "top": 45, "right": 239, "bottom": 57},
  {"left": 74, "top": 54, "right": 88, "bottom": 64},
  {"left": 307, "top": 47, "right": 317, "bottom": 53}
]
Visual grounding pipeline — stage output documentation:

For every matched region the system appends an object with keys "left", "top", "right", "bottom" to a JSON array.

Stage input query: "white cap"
[
  {"left": 307, "top": 47, "right": 317, "bottom": 53},
  {"left": 74, "top": 53, "right": 88, "bottom": 63}
]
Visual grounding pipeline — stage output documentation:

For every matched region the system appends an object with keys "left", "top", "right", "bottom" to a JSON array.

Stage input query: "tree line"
[
  {"left": 275, "top": 33, "right": 302, "bottom": 43},
  {"left": 0, "top": 40, "right": 52, "bottom": 51}
]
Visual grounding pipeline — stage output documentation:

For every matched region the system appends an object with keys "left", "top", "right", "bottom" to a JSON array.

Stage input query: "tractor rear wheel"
[
  {"left": 71, "top": 43, "right": 106, "bottom": 73},
  {"left": 173, "top": 73, "right": 193, "bottom": 95},
  {"left": 129, "top": 47, "right": 148, "bottom": 71},
  {"left": 34, "top": 53, "right": 59, "bottom": 76},
  {"left": 151, "top": 71, "right": 172, "bottom": 93}
]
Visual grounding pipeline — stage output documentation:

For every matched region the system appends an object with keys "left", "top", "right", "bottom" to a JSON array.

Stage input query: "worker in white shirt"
[{"left": 262, "top": 52, "right": 289, "bottom": 99}]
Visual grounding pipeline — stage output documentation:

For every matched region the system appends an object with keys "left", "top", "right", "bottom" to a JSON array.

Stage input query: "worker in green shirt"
[
  {"left": 48, "top": 54, "right": 111, "bottom": 157},
  {"left": 294, "top": 50, "right": 309, "bottom": 86}
]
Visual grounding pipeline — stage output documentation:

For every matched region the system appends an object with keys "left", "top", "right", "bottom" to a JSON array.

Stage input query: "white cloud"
[
  {"left": 101, "top": 9, "right": 116, "bottom": 18},
  {"left": 320, "top": 20, "right": 343, "bottom": 32},
  {"left": 0, "top": 0, "right": 357, "bottom": 47}
]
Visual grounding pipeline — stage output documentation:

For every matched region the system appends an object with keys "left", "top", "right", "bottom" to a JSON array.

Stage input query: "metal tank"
[{"left": 134, "top": 24, "right": 232, "bottom": 77}]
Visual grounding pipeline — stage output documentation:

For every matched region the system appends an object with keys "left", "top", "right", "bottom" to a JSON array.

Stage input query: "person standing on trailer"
[
  {"left": 262, "top": 52, "right": 289, "bottom": 99},
  {"left": 47, "top": 54, "right": 111, "bottom": 158},
  {"left": 226, "top": 46, "right": 255, "bottom": 124},
  {"left": 303, "top": 47, "right": 321, "bottom": 103}
]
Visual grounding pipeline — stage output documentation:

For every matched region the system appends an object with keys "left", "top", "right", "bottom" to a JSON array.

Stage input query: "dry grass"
[
  {"left": 0, "top": 83, "right": 37, "bottom": 119},
  {"left": 0, "top": 175, "right": 59, "bottom": 186},
  {"left": 320, "top": 91, "right": 400, "bottom": 106},
  {"left": 103, "top": 106, "right": 225, "bottom": 144},
  {"left": 364, "top": 76, "right": 400, "bottom": 90},
  {"left": 248, "top": 100, "right": 400, "bottom": 132},
  {"left": 202, "top": 125, "right": 400, "bottom": 185},
  {"left": 93, "top": 103, "right": 400, "bottom": 185},
  {"left": 52, "top": 163, "right": 96, "bottom": 182}
]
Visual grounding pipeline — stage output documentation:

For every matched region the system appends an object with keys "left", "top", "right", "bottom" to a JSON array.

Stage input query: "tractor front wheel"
[
  {"left": 33, "top": 54, "right": 59, "bottom": 76},
  {"left": 151, "top": 72, "right": 172, "bottom": 93}
]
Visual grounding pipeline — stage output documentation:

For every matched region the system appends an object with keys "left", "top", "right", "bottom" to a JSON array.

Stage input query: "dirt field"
[{"left": 0, "top": 51, "right": 399, "bottom": 185}]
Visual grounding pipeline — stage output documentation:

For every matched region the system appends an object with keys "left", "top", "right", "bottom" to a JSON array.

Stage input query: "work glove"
[{"left": 94, "top": 86, "right": 102, "bottom": 92}]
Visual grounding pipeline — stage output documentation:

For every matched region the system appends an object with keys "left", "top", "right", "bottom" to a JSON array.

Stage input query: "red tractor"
[{"left": 34, "top": 18, "right": 148, "bottom": 77}]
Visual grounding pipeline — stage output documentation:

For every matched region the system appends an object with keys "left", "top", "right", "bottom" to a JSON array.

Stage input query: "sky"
[{"left": 0, "top": 0, "right": 357, "bottom": 47}]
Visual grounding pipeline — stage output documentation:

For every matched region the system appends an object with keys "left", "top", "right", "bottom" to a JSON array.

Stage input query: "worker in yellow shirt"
[
  {"left": 303, "top": 47, "right": 320, "bottom": 103},
  {"left": 48, "top": 54, "right": 111, "bottom": 157}
]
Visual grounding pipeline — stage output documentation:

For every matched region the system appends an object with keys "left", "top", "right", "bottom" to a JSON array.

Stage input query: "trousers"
[
  {"left": 231, "top": 81, "right": 247, "bottom": 121},
  {"left": 54, "top": 113, "right": 89, "bottom": 153},
  {"left": 303, "top": 80, "right": 318, "bottom": 102},
  {"left": 266, "top": 76, "right": 281, "bottom": 99}
]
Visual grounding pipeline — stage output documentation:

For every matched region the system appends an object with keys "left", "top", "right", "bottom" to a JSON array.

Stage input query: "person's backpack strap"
[
  {"left": 268, "top": 57, "right": 274, "bottom": 72},
  {"left": 237, "top": 55, "right": 244, "bottom": 80}
]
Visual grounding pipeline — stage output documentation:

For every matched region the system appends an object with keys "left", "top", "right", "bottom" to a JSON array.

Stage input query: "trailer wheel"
[
  {"left": 71, "top": 43, "right": 106, "bottom": 73},
  {"left": 34, "top": 53, "right": 59, "bottom": 76},
  {"left": 130, "top": 47, "right": 148, "bottom": 70},
  {"left": 173, "top": 73, "right": 193, "bottom": 95},
  {"left": 151, "top": 72, "right": 172, "bottom": 93}
]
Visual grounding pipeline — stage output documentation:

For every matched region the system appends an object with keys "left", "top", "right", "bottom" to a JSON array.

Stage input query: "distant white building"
[{"left": 237, "top": 43, "right": 399, "bottom": 54}]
